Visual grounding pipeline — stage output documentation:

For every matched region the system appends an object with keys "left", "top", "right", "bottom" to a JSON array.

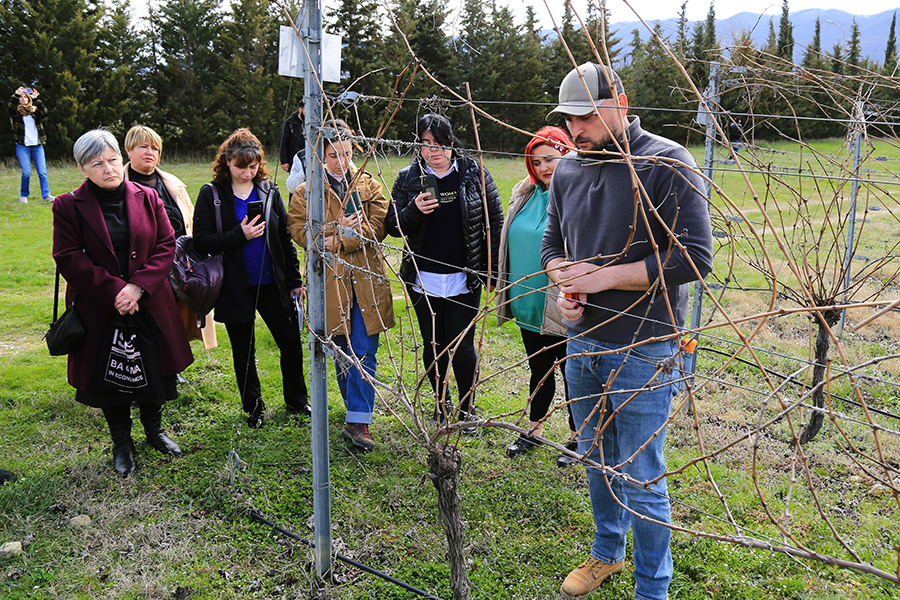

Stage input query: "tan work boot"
[{"left": 560, "top": 556, "right": 624, "bottom": 598}]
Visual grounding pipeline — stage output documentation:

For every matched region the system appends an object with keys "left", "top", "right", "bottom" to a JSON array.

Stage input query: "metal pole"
[
  {"left": 302, "top": 0, "right": 332, "bottom": 579},
  {"left": 839, "top": 100, "right": 864, "bottom": 334},
  {"left": 689, "top": 62, "right": 719, "bottom": 373}
]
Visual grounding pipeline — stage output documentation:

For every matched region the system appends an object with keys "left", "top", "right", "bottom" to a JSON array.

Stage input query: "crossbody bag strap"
[
  {"left": 209, "top": 183, "right": 223, "bottom": 234},
  {"left": 53, "top": 202, "right": 85, "bottom": 323}
]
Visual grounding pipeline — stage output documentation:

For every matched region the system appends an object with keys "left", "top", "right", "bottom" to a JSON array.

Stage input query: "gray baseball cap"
[{"left": 548, "top": 63, "right": 625, "bottom": 119}]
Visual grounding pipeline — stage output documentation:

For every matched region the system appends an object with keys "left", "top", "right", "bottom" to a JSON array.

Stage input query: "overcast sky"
[{"left": 512, "top": 1, "right": 900, "bottom": 25}]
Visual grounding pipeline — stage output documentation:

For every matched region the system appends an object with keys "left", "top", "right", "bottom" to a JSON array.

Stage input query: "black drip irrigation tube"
[
  {"left": 700, "top": 346, "right": 900, "bottom": 422},
  {"left": 249, "top": 512, "right": 443, "bottom": 600}
]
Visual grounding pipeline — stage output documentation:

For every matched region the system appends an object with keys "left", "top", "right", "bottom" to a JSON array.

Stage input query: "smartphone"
[
  {"left": 23, "top": 88, "right": 33, "bottom": 95},
  {"left": 424, "top": 173, "right": 439, "bottom": 203},
  {"left": 344, "top": 190, "right": 362, "bottom": 216},
  {"left": 247, "top": 200, "right": 264, "bottom": 223}
]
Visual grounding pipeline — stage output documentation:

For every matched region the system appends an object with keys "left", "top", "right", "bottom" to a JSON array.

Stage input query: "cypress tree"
[
  {"left": 885, "top": 12, "right": 897, "bottom": 75},
  {"left": 776, "top": 0, "right": 794, "bottom": 63}
]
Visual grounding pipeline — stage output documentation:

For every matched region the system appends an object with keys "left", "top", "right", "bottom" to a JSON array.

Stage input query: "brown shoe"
[
  {"left": 342, "top": 423, "right": 375, "bottom": 451},
  {"left": 560, "top": 556, "right": 624, "bottom": 598}
]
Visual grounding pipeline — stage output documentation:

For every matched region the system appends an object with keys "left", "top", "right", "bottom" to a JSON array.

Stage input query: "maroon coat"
[{"left": 52, "top": 180, "right": 193, "bottom": 395}]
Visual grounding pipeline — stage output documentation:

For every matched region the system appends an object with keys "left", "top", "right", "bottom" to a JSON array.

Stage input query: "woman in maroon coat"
[{"left": 52, "top": 129, "right": 193, "bottom": 476}]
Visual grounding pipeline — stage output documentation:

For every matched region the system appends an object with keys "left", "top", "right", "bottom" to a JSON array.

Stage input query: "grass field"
[{"left": 1, "top": 140, "right": 899, "bottom": 600}]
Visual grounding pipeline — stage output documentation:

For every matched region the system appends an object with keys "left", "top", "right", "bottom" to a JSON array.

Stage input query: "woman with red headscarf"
[{"left": 497, "top": 126, "right": 577, "bottom": 464}]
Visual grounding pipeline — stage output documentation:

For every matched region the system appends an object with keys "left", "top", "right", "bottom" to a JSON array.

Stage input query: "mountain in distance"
[{"left": 607, "top": 8, "right": 900, "bottom": 66}]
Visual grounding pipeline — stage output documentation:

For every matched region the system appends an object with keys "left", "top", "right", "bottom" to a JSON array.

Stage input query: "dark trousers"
[
  {"left": 520, "top": 327, "right": 576, "bottom": 431},
  {"left": 409, "top": 287, "right": 480, "bottom": 414},
  {"left": 224, "top": 284, "right": 307, "bottom": 411}
]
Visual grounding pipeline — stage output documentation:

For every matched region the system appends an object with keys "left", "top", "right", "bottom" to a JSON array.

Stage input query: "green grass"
[{"left": 2, "top": 143, "right": 900, "bottom": 599}]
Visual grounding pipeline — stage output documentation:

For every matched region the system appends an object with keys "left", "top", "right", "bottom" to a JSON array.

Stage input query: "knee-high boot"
[
  {"left": 102, "top": 405, "right": 136, "bottom": 476},
  {"left": 138, "top": 403, "right": 183, "bottom": 457}
]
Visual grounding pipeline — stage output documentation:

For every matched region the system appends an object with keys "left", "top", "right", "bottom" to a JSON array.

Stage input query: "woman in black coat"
[
  {"left": 385, "top": 114, "right": 503, "bottom": 428},
  {"left": 192, "top": 129, "right": 309, "bottom": 427}
]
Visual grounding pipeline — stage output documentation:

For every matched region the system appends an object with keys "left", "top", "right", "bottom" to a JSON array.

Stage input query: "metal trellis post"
[
  {"left": 690, "top": 62, "right": 720, "bottom": 374},
  {"left": 839, "top": 99, "right": 865, "bottom": 334},
  {"left": 301, "top": 0, "right": 332, "bottom": 579}
]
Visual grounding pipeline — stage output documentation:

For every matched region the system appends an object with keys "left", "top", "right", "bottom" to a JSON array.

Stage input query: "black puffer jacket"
[
  {"left": 386, "top": 155, "right": 503, "bottom": 292},
  {"left": 192, "top": 180, "right": 302, "bottom": 323}
]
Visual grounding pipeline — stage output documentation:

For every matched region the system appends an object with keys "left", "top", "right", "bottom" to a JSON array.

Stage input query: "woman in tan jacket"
[
  {"left": 124, "top": 125, "right": 217, "bottom": 352},
  {"left": 288, "top": 119, "right": 394, "bottom": 451}
]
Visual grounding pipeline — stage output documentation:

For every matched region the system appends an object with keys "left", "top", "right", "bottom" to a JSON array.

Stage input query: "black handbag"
[
  {"left": 168, "top": 184, "right": 224, "bottom": 317},
  {"left": 44, "top": 268, "right": 86, "bottom": 356}
]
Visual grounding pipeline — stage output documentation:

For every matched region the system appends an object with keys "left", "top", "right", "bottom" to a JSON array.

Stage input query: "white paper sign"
[{"left": 278, "top": 26, "right": 341, "bottom": 83}]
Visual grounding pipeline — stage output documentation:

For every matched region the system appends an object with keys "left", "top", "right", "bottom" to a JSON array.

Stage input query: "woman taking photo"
[
  {"left": 287, "top": 119, "right": 394, "bottom": 451},
  {"left": 192, "top": 128, "right": 309, "bottom": 428},
  {"left": 386, "top": 113, "right": 503, "bottom": 428},
  {"left": 496, "top": 126, "right": 577, "bottom": 465},
  {"left": 9, "top": 86, "right": 51, "bottom": 203},
  {"left": 52, "top": 129, "right": 193, "bottom": 476},
  {"left": 124, "top": 125, "right": 216, "bottom": 352}
]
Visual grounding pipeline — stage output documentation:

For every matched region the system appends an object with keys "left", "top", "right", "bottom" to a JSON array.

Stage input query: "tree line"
[{"left": 2, "top": 0, "right": 898, "bottom": 161}]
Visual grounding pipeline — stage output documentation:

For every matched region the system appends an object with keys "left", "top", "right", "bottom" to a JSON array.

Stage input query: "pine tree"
[
  {"left": 885, "top": 12, "right": 897, "bottom": 75},
  {"left": 765, "top": 19, "right": 777, "bottom": 56},
  {"left": 676, "top": 1, "right": 689, "bottom": 59},
  {"left": 831, "top": 43, "right": 844, "bottom": 75},
  {"left": 149, "top": 0, "right": 226, "bottom": 152},
  {"left": 847, "top": 19, "right": 861, "bottom": 75},
  {"left": 629, "top": 23, "right": 693, "bottom": 144},
  {"left": 217, "top": 0, "right": 280, "bottom": 147},
  {"left": 95, "top": 0, "right": 150, "bottom": 139},
  {"left": 802, "top": 18, "right": 824, "bottom": 70},
  {"left": 0, "top": 0, "right": 101, "bottom": 157},
  {"left": 326, "top": 0, "right": 387, "bottom": 134},
  {"left": 776, "top": 0, "right": 794, "bottom": 63}
]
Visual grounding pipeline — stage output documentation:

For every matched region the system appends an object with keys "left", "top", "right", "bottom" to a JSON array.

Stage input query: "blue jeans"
[
  {"left": 566, "top": 335, "right": 677, "bottom": 600},
  {"left": 333, "top": 298, "right": 380, "bottom": 424},
  {"left": 15, "top": 143, "right": 50, "bottom": 198}
]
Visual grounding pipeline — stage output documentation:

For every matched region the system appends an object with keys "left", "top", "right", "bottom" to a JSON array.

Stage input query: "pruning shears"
[{"left": 563, "top": 238, "right": 586, "bottom": 308}]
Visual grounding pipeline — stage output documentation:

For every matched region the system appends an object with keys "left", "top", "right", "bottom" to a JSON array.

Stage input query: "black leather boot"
[
  {"left": 103, "top": 405, "right": 136, "bottom": 476},
  {"left": 245, "top": 397, "right": 266, "bottom": 428},
  {"left": 139, "top": 403, "right": 183, "bottom": 457}
]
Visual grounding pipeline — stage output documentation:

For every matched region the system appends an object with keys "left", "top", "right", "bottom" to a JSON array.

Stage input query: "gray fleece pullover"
[{"left": 541, "top": 116, "right": 714, "bottom": 343}]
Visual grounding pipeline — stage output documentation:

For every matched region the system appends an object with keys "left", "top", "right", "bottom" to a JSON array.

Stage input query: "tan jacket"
[
  {"left": 288, "top": 166, "right": 395, "bottom": 337},
  {"left": 125, "top": 163, "right": 217, "bottom": 350}
]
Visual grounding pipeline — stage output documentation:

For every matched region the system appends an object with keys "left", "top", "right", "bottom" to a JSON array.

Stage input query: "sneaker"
[
  {"left": 560, "top": 557, "right": 624, "bottom": 598},
  {"left": 506, "top": 434, "right": 537, "bottom": 458},
  {"left": 459, "top": 408, "right": 478, "bottom": 435},
  {"left": 342, "top": 422, "right": 375, "bottom": 451},
  {"left": 556, "top": 439, "right": 580, "bottom": 468},
  {"left": 43, "top": 196, "right": 53, "bottom": 203},
  {"left": 19, "top": 196, "right": 28, "bottom": 204}
]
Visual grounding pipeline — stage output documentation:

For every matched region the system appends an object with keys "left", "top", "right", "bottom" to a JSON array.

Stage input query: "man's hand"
[
  {"left": 281, "top": 163, "right": 290, "bottom": 173},
  {"left": 557, "top": 293, "right": 586, "bottom": 321}
]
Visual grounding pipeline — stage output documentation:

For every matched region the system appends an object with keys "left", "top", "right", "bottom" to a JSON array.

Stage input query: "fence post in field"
[
  {"left": 689, "top": 61, "right": 720, "bottom": 378},
  {"left": 839, "top": 99, "right": 865, "bottom": 333},
  {"left": 301, "top": 0, "right": 333, "bottom": 579}
]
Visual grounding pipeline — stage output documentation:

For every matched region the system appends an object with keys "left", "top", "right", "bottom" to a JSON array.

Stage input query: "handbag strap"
[
  {"left": 208, "top": 184, "right": 223, "bottom": 234},
  {"left": 52, "top": 203, "right": 85, "bottom": 323}
]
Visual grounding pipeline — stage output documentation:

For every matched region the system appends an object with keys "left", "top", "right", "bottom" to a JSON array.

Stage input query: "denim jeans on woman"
[
  {"left": 333, "top": 297, "right": 379, "bottom": 424},
  {"left": 566, "top": 335, "right": 677, "bottom": 600},
  {"left": 15, "top": 143, "right": 50, "bottom": 199}
]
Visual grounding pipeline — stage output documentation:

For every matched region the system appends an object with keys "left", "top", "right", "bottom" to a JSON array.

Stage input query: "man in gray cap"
[{"left": 541, "top": 63, "right": 713, "bottom": 599}]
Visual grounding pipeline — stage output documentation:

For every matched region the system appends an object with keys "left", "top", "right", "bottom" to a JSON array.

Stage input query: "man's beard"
[{"left": 575, "top": 136, "right": 609, "bottom": 157}]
